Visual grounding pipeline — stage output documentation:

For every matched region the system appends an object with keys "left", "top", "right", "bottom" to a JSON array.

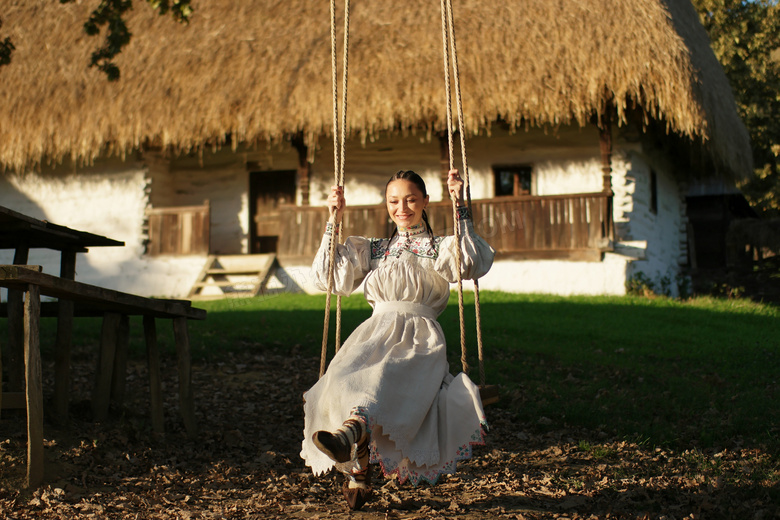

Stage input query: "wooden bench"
[{"left": 0, "top": 264, "right": 207, "bottom": 488}]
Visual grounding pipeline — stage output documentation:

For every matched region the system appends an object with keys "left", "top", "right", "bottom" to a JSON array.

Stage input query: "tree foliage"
[
  {"left": 0, "top": 2, "right": 192, "bottom": 78},
  {"left": 692, "top": 0, "right": 780, "bottom": 216},
  {"left": 58, "top": 0, "right": 193, "bottom": 81},
  {"left": 0, "top": 18, "right": 14, "bottom": 67}
]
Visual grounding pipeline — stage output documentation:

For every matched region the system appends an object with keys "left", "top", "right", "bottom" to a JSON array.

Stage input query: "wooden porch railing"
[
  {"left": 146, "top": 201, "right": 210, "bottom": 256},
  {"left": 277, "top": 193, "right": 614, "bottom": 262}
]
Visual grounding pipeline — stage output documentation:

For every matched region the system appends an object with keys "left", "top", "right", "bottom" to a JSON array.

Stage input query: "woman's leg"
[{"left": 312, "top": 415, "right": 367, "bottom": 463}]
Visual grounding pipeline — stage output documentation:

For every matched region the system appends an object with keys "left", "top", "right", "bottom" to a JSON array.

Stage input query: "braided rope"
[
  {"left": 440, "top": 0, "right": 468, "bottom": 375},
  {"left": 321, "top": 0, "right": 350, "bottom": 377},
  {"left": 334, "top": 0, "right": 350, "bottom": 353},
  {"left": 444, "top": 0, "right": 486, "bottom": 386}
]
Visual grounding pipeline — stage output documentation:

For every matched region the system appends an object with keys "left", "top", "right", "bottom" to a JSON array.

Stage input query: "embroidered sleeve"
[
  {"left": 325, "top": 222, "right": 341, "bottom": 236},
  {"left": 434, "top": 219, "right": 495, "bottom": 282},
  {"left": 310, "top": 234, "right": 372, "bottom": 295}
]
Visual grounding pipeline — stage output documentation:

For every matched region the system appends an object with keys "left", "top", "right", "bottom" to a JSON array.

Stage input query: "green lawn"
[{"left": 8, "top": 290, "right": 780, "bottom": 451}]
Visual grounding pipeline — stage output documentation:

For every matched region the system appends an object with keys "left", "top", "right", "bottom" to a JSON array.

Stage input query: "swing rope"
[
  {"left": 320, "top": 0, "right": 350, "bottom": 378},
  {"left": 320, "top": 0, "right": 487, "bottom": 388},
  {"left": 440, "top": 0, "right": 486, "bottom": 386}
]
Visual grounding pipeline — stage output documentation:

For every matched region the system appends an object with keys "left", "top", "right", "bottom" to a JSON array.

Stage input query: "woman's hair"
[{"left": 385, "top": 170, "right": 434, "bottom": 240}]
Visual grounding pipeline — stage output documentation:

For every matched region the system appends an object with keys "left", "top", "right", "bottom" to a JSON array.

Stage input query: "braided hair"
[{"left": 385, "top": 170, "right": 434, "bottom": 242}]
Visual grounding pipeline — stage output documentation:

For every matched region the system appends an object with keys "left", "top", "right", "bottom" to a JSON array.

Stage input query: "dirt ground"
[{"left": 0, "top": 347, "right": 777, "bottom": 519}]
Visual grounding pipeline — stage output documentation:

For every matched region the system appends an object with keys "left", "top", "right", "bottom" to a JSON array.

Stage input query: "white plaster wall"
[
  {"left": 611, "top": 149, "right": 686, "bottom": 296},
  {"left": 309, "top": 126, "right": 606, "bottom": 207},
  {"left": 0, "top": 160, "right": 205, "bottom": 298},
  {"left": 0, "top": 126, "right": 688, "bottom": 299}
]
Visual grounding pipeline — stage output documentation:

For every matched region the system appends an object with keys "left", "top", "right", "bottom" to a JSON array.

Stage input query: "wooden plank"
[
  {"left": 92, "top": 312, "right": 120, "bottom": 422},
  {"left": 110, "top": 315, "right": 130, "bottom": 407},
  {"left": 188, "top": 256, "right": 216, "bottom": 297},
  {"left": 0, "top": 266, "right": 206, "bottom": 320},
  {"left": 24, "top": 283, "right": 44, "bottom": 489},
  {"left": 53, "top": 251, "right": 77, "bottom": 422},
  {"left": 8, "top": 246, "right": 29, "bottom": 393},
  {"left": 144, "top": 316, "right": 165, "bottom": 435},
  {"left": 496, "top": 249, "right": 603, "bottom": 262},
  {"left": 173, "top": 317, "right": 198, "bottom": 438},
  {"left": 147, "top": 213, "right": 163, "bottom": 256},
  {"left": 0, "top": 391, "right": 25, "bottom": 409}
]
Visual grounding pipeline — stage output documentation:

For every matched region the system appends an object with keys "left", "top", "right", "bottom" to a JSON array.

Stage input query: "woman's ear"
[{"left": 424, "top": 195, "right": 430, "bottom": 208}]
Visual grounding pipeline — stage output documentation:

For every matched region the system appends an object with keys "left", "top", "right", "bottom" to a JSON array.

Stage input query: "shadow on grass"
[{"left": 3, "top": 291, "right": 778, "bottom": 453}]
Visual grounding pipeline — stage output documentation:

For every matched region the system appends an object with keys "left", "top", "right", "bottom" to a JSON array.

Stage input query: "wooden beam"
[
  {"left": 173, "top": 317, "right": 198, "bottom": 438},
  {"left": 110, "top": 314, "right": 130, "bottom": 408},
  {"left": 8, "top": 247, "right": 29, "bottom": 393},
  {"left": 292, "top": 134, "right": 311, "bottom": 206},
  {"left": 24, "top": 283, "right": 44, "bottom": 488},
  {"left": 599, "top": 100, "right": 614, "bottom": 195},
  {"left": 144, "top": 316, "right": 165, "bottom": 435},
  {"left": 92, "top": 312, "right": 120, "bottom": 422},
  {"left": 438, "top": 133, "right": 450, "bottom": 200},
  {"left": 53, "top": 250, "right": 77, "bottom": 422},
  {"left": 0, "top": 266, "right": 206, "bottom": 320}
]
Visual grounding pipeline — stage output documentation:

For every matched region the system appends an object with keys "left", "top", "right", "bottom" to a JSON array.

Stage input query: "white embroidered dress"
[{"left": 301, "top": 216, "right": 495, "bottom": 486}]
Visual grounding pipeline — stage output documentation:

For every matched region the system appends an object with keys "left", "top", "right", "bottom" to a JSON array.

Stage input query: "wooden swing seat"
[{"left": 479, "top": 384, "right": 499, "bottom": 406}]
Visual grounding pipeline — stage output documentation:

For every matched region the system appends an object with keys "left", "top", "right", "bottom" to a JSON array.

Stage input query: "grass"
[{"left": 5, "top": 290, "right": 779, "bottom": 452}]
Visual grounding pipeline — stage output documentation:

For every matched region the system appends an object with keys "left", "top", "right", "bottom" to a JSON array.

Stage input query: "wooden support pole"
[
  {"left": 24, "top": 283, "right": 43, "bottom": 488},
  {"left": 8, "top": 246, "right": 30, "bottom": 392},
  {"left": 173, "top": 317, "right": 198, "bottom": 438},
  {"left": 292, "top": 134, "right": 311, "bottom": 206},
  {"left": 143, "top": 315, "right": 165, "bottom": 435},
  {"left": 92, "top": 312, "right": 121, "bottom": 421},
  {"left": 53, "top": 249, "right": 77, "bottom": 422},
  {"left": 599, "top": 103, "right": 614, "bottom": 196},
  {"left": 438, "top": 132, "right": 450, "bottom": 200},
  {"left": 110, "top": 314, "right": 130, "bottom": 407}
]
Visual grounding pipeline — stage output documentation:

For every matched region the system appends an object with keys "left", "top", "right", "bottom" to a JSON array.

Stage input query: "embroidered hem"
[{"left": 350, "top": 407, "right": 488, "bottom": 487}]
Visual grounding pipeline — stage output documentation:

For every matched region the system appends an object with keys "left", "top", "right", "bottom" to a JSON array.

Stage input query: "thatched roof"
[{"left": 0, "top": 0, "right": 752, "bottom": 177}]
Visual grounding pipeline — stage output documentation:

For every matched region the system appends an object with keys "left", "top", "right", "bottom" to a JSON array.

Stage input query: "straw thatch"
[{"left": 0, "top": 0, "right": 752, "bottom": 177}]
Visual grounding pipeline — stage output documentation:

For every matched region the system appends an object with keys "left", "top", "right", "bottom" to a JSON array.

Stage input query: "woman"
[{"left": 301, "top": 169, "right": 494, "bottom": 510}]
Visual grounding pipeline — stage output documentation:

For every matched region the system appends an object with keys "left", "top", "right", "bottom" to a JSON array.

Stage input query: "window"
[
  {"left": 650, "top": 170, "right": 658, "bottom": 214},
  {"left": 493, "top": 165, "right": 532, "bottom": 197}
]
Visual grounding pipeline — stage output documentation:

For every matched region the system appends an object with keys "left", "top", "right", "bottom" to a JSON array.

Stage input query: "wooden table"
[
  {"left": 0, "top": 205, "right": 123, "bottom": 420},
  {"left": 0, "top": 207, "right": 206, "bottom": 488}
]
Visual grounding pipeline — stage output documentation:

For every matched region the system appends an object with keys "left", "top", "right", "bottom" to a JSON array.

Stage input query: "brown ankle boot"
[
  {"left": 312, "top": 430, "right": 352, "bottom": 463},
  {"left": 342, "top": 465, "right": 372, "bottom": 511}
]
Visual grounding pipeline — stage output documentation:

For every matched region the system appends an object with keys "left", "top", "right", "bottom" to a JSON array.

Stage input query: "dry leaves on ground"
[{"left": 0, "top": 347, "right": 777, "bottom": 519}]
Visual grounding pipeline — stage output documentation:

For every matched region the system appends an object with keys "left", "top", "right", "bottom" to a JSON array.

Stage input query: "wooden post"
[
  {"left": 53, "top": 249, "right": 77, "bottom": 422},
  {"left": 143, "top": 315, "right": 165, "bottom": 435},
  {"left": 599, "top": 103, "right": 614, "bottom": 196},
  {"left": 292, "top": 134, "right": 311, "bottom": 206},
  {"left": 24, "top": 283, "right": 43, "bottom": 488},
  {"left": 599, "top": 100, "right": 615, "bottom": 242},
  {"left": 8, "top": 246, "right": 29, "bottom": 392},
  {"left": 438, "top": 133, "right": 450, "bottom": 200},
  {"left": 173, "top": 317, "right": 198, "bottom": 438},
  {"left": 92, "top": 312, "right": 121, "bottom": 421},
  {"left": 110, "top": 314, "right": 130, "bottom": 407}
]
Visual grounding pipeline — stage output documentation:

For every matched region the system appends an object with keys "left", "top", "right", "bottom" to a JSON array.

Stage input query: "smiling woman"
[
  {"left": 301, "top": 168, "right": 495, "bottom": 510},
  {"left": 385, "top": 170, "right": 432, "bottom": 233}
]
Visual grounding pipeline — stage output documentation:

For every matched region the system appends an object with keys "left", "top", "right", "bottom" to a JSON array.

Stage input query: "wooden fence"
[
  {"left": 277, "top": 193, "right": 613, "bottom": 261},
  {"left": 146, "top": 202, "right": 210, "bottom": 256}
]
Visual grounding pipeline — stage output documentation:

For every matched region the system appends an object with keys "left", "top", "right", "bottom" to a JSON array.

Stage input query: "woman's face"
[{"left": 386, "top": 179, "right": 429, "bottom": 229}]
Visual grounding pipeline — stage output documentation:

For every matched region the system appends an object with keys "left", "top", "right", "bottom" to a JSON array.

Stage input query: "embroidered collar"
[{"left": 397, "top": 223, "right": 427, "bottom": 237}]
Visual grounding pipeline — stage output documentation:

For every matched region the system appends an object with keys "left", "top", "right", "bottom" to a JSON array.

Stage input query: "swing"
[{"left": 320, "top": 0, "right": 498, "bottom": 407}]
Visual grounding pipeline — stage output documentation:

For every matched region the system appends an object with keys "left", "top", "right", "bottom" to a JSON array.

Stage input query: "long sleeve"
[
  {"left": 310, "top": 230, "right": 372, "bottom": 296},
  {"left": 434, "top": 214, "right": 495, "bottom": 283}
]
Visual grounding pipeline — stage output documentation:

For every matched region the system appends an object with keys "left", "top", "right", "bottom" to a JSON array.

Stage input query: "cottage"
[{"left": 0, "top": 0, "right": 751, "bottom": 298}]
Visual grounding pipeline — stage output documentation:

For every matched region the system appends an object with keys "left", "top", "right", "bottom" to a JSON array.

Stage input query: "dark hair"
[{"left": 385, "top": 170, "right": 434, "bottom": 240}]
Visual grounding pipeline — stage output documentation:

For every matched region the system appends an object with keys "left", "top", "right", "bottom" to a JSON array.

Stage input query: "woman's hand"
[
  {"left": 327, "top": 185, "right": 346, "bottom": 222},
  {"left": 447, "top": 169, "right": 464, "bottom": 204}
]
